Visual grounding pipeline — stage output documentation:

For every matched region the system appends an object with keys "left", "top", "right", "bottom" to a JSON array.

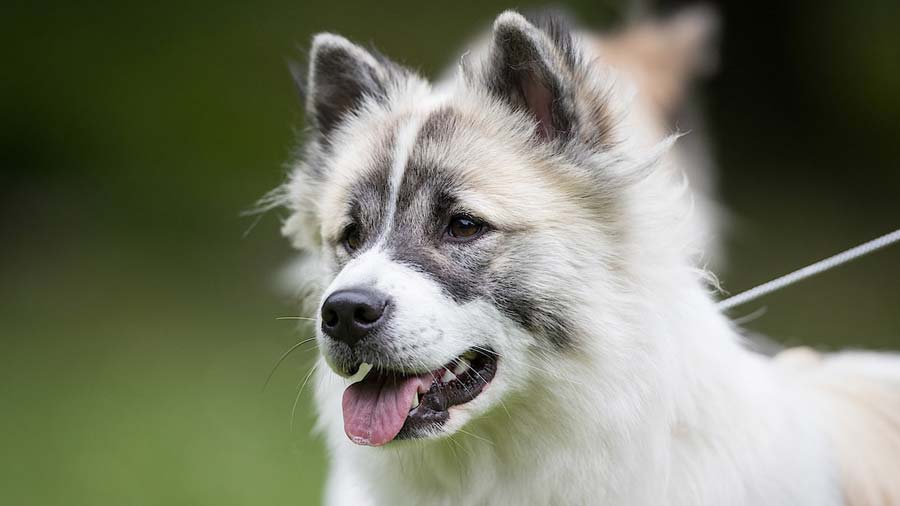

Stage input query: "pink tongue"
[{"left": 342, "top": 372, "right": 430, "bottom": 446}]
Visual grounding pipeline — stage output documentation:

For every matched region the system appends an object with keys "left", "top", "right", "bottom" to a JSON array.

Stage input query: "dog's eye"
[
  {"left": 446, "top": 215, "right": 484, "bottom": 241},
  {"left": 342, "top": 224, "right": 362, "bottom": 252}
]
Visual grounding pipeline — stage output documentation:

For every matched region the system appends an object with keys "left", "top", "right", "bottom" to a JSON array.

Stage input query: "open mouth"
[{"left": 341, "top": 348, "right": 497, "bottom": 446}]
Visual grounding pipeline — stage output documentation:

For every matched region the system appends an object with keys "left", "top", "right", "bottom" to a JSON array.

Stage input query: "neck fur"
[
  {"left": 330, "top": 257, "right": 815, "bottom": 505},
  {"left": 317, "top": 175, "right": 838, "bottom": 505}
]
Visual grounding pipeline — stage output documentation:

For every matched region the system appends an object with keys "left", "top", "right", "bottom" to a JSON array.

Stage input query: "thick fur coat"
[{"left": 270, "top": 10, "right": 900, "bottom": 506}]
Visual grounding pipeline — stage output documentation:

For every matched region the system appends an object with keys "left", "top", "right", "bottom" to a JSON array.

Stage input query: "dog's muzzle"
[{"left": 320, "top": 287, "right": 391, "bottom": 347}]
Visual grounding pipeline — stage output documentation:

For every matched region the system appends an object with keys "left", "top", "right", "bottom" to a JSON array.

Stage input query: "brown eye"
[
  {"left": 447, "top": 215, "right": 484, "bottom": 241},
  {"left": 342, "top": 224, "right": 361, "bottom": 251}
]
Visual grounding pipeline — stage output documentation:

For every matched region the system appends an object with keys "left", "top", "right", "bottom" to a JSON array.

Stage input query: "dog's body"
[{"left": 273, "top": 10, "right": 900, "bottom": 506}]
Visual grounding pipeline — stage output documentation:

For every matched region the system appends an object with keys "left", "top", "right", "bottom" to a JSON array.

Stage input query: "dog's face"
[{"left": 280, "top": 12, "right": 646, "bottom": 447}]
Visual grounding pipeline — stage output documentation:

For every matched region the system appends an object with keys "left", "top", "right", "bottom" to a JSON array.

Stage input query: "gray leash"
[{"left": 718, "top": 228, "right": 900, "bottom": 310}]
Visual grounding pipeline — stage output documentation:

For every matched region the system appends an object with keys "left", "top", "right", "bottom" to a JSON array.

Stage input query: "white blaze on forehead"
[
  {"left": 376, "top": 91, "right": 452, "bottom": 246},
  {"left": 313, "top": 79, "right": 441, "bottom": 244},
  {"left": 378, "top": 117, "right": 421, "bottom": 243}
]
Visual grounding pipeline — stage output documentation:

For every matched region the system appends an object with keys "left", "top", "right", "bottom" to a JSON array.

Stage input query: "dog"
[{"left": 270, "top": 9, "right": 900, "bottom": 505}]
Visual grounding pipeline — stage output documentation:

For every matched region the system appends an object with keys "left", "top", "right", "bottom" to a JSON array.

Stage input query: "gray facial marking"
[
  {"left": 383, "top": 107, "right": 578, "bottom": 349},
  {"left": 333, "top": 124, "right": 397, "bottom": 269},
  {"left": 324, "top": 100, "right": 579, "bottom": 350},
  {"left": 488, "top": 263, "right": 578, "bottom": 350},
  {"left": 380, "top": 108, "right": 489, "bottom": 304},
  {"left": 386, "top": 168, "right": 489, "bottom": 303},
  {"left": 415, "top": 106, "right": 459, "bottom": 144}
]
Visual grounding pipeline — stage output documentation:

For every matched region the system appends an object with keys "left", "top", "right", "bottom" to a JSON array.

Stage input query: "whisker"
[
  {"left": 456, "top": 427, "right": 495, "bottom": 447},
  {"left": 262, "top": 336, "right": 317, "bottom": 391},
  {"left": 394, "top": 448, "right": 406, "bottom": 476},
  {"left": 456, "top": 356, "right": 512, "bottom": 421},
  {"left": 443, "top": 436, "right": 464, "bottom": 493},
  {"left": 276, "top": 316, "right": 316, "bottom": 321},
  {"left": 447, "top": 433, "right": 474, "bottom": 458},
  {"left": 449, "top": 357, "right": 481, "bottom": 398},
  {"left": 445, "top": 433, "right": 470, "bottom": 493},
  {"left": 290, "top": 362, "right": 320, "bottom": 433},
  {"left": 241, "top": 210, "right": 266, "bottom": 239},
  {"left": 299, "top": 344, "right": 319, "bottom": 354},
  {"left": 466, "top": 344, "right": 587, "bottom": 388}
]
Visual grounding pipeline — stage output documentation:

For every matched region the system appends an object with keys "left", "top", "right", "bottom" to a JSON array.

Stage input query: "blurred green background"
[{"left": 1, "top": 0, "right": 898, "bottom": 504}]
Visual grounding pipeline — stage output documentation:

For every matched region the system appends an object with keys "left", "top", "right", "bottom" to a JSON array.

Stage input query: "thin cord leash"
[{"left": 718, "top": 228, "right": 900, "bottom": 310}]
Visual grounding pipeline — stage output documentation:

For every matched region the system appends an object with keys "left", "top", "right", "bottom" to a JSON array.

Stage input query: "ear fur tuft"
[
  {"left": 483, "top": 11, "right": 577, "bottom": 142},
  {"left": 305, "top": 34, "right": 406, "bottom": 141}
]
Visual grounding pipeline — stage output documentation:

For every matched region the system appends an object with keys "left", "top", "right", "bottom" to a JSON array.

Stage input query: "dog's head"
[{"left": 277, "top": 12, "right": 676, "bottom": 447}]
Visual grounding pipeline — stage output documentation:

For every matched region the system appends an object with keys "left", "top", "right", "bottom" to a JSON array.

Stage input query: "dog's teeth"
[
  {"left": 349, "top": 362, "right": 373, "bottom": 383},
  {"left": 410, "top": 392, "right": 419, "bottom": 411},
  {"left": 441, "top": 369, "right": 457, "bottom": 383},
  {"left": 453, "top": 358, "right": 470, "bottom": 376}
]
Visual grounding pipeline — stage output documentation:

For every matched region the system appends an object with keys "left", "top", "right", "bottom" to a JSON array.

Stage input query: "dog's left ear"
[{"left": 479, "top": 12, "right": 578, "bottom": 142}]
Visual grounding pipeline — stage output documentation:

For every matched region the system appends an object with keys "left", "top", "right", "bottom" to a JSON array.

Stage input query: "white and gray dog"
[{"left": 270, "top": 9, "right": 900, "bottom": 506}]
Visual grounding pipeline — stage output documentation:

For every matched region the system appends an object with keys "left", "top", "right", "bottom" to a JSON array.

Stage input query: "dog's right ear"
[
  {"left": 478, "top": 12, "right": 577, "bottom": 143},
  {"left": 303, "top": 34, "right": 403, "bottom": 141}
]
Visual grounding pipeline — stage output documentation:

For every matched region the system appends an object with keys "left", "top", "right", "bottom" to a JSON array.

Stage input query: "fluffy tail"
[
  {"left": 595, "top": 5, "right": 719, "bottom": 121},
  {"left": 778, "top": 348, "right": 900, "bottom": 506},
  {"left": 593, "top": 5, "right": 725, "bottom": 266}
]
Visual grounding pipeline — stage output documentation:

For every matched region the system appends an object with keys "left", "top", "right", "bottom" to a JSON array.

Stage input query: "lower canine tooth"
[
  {"left": 453, "top": 359, "right": 470, "bottom": 376},
  {"left": 349, "top": 362, "right": 373, "bottom": 383},
  {"left": 441, "top": 370, "right": 457, "bottom": 383},
  {"left": 410, "top": 392, "right": 419, "bottom": 410}
]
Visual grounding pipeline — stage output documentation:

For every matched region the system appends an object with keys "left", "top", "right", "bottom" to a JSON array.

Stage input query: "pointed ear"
[
  {"left": 482, "top": 12, "right": 577, "bottom": 141},
  {"left": 305, "top": 34, "right": 403, "bottom": 140}
]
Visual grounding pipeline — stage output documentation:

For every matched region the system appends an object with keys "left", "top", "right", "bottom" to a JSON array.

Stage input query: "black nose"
[{"left": 320, "top": 288, "right": 390, "bottom": 346}]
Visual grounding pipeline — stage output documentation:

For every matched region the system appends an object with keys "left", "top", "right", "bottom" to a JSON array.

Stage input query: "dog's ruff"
[{"left": 272, "top": 10, "right": 900, "bottom": 506}]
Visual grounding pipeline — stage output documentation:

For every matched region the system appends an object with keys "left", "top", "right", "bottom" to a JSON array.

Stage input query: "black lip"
[{"left": 395, "top": 348, "right": 498, "bottom": 441}]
